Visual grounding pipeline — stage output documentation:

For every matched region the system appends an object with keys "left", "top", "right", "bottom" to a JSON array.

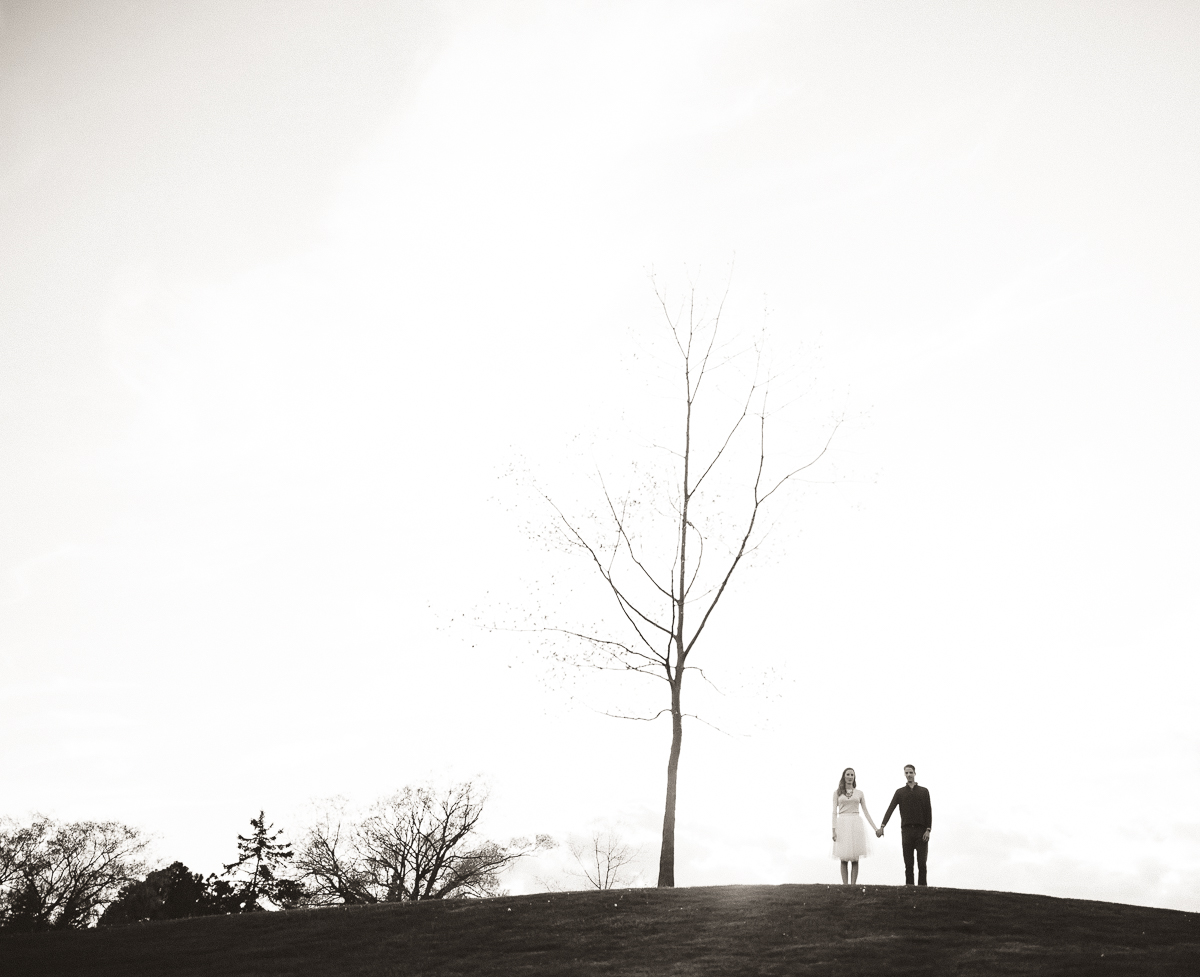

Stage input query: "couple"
[{"left": 832, "top": 764, "right": 932, "bottom": 886}]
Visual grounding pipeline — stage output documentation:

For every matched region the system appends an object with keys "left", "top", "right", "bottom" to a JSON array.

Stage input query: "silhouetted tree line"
[
  {"left": 98, "top": 811, "right": 303, "bottom": 926},
  {"left": 0, "top": 817, "right": 150, "bottom": 931},
  {"left": 1, "top": 783, "right": 550, "bottom": 930}
]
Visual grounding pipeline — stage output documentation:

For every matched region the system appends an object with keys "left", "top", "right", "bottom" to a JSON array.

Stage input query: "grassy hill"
[{"left": 3, "top": 884, "right": 1198, "bottom": 976}]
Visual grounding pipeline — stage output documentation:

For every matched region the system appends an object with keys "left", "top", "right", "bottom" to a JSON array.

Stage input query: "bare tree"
[
  {"left": 532, "top": 280, "right": 835, "bottom": 887},
  {"left": 568, "top": 830, "right": 642, "bottom": 890},
  {"left": 291, "top": 798, "right": 374, "bottom": 905},
  {"left": 0, "top": 816, "right": 151, "bottom": 931},
  {"left": 295, "top": 783, "right": 553, "bottom": 905}
]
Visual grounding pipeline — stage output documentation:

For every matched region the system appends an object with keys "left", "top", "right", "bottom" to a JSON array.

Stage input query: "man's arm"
[
  {"left": 880, "top": 789, "right": 901, "bottom": 828},
  {"left": 922, "top": 788, "right": 932, "bottom": 842}
]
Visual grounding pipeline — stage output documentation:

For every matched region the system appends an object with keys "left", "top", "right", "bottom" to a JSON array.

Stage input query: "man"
[{"left": 877, "top": 764, "right": 932, "bottom": 886}]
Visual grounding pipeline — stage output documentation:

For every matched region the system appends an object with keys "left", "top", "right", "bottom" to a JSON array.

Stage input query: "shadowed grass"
[{"left": 2, "top": 884, "right": 1198, "bottom": 975}]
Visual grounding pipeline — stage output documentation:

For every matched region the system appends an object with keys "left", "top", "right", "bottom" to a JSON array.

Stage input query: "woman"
[{"left": 832, "top": 767, "right": 879, "bottom": 884}]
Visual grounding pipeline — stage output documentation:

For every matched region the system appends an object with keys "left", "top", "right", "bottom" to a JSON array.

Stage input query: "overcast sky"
[{"left": 2, "top": 0, "right": 1198, "bottom": 913}]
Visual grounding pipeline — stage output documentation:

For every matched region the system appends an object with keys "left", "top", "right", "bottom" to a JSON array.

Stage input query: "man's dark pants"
[{"left": 901, "top": 826, "right": 928, "bottom": 886}]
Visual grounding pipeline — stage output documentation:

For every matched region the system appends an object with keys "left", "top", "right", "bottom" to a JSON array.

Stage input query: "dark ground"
[{"left": 3, "top": 884, "right": 1198, "bottom": 976}]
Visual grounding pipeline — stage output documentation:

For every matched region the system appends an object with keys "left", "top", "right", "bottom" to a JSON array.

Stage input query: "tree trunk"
[{"left": 657, "top": 683, "right": 684, "bottom": 887}]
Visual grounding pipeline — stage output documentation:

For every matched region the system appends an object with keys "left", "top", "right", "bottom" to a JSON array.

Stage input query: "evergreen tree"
[{"left": 222, "top": 812, "right": 304, "bottom": 911}]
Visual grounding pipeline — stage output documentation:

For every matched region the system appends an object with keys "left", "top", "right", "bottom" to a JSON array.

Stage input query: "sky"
[{"left": 2, "top": 0, "right": 1199, "bottom": 912}]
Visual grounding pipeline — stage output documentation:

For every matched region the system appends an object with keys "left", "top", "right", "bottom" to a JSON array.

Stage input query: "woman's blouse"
[{"left": 834, "top": 789, "right": 863, "bottom": 817}]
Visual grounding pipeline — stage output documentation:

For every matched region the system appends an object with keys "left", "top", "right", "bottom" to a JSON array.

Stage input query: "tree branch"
[
  {"left": 598, "top": 472, "right": 674, "bottom": 600},
  {"left": 540, "top": 491, "right": 673, "bottom": 649},
  {"left": 758, "top": 419, "right": 840, "bottom": 505},
  {"left": 600, "top": 708, "right": 672, "bottom": 722}
]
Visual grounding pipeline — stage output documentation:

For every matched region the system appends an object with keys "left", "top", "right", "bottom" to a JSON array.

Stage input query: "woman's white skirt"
[{"left": 832, "top": 814, "right": 871, "bottom": 861}]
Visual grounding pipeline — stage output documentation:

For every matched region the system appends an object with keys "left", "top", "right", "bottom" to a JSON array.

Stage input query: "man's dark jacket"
[{"left": 881, "top": 783, "right": 932, "bottom": 831}]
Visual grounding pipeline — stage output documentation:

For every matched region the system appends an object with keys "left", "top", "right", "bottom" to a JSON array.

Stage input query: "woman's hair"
[{"left": 837, "top": 768, "right": 856, "bottom": 797}]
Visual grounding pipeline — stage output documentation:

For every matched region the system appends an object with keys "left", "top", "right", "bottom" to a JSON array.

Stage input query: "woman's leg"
[
  {"left": 840, "top": 860, "right": 849, "bottom": 884},
  {"left": 850, "top": 860, "right": 859, "bottom": 884}
]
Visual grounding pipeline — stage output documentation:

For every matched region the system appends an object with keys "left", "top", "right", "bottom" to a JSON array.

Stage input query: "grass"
[{"left": 2, "top": 884, "right": 1198, "bottom": 976}]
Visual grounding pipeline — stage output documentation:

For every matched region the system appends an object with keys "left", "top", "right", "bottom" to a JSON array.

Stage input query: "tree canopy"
[
  {"left": 296, "top": 783, "right": 553, "bottom": 905},
  {"left": 0, "top": 816, "right": 150, "bottom": 931}
]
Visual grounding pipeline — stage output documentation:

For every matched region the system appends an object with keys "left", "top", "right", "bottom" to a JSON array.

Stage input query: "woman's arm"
[
  {"left": 859, "top": 792, "right": 878, "bottom": 832},
  {"left": 832, "top": 792, "right": 839, "bottom": 840}
]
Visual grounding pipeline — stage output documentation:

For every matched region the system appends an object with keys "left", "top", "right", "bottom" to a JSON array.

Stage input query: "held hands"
[
  {"left": 832, "top": 829, "right": 837, "bottom": 843},
  {"left": 923, "top": 830, "right": 931, "bottom": 842},
  {"left": 875, "top": 828, "right": 884, "bottom": 838}
]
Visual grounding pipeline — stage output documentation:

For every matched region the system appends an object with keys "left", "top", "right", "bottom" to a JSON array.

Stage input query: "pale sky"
[{"left": 2, "top": 1, "right": 1199, "bottom": 912}]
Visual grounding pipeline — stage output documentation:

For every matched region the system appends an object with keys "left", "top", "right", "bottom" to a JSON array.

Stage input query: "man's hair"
[{"left": 904, "top": 764, "right": 916, "bottom": 773}]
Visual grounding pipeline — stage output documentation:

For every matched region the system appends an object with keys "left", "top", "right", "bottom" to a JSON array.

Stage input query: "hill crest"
[{"left": 3, "top": 883, "right": 1199, "bottom": 975}]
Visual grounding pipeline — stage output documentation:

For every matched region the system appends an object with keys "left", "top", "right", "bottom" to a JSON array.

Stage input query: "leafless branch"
[
  {"left": 689, "top": 383, "right": 756, "bottom": 495},
  {"left": 683, "top": 521, "right": 705, "bottom": 598},
  {"left": 680, "top": 713, "right": 736, "bottom": 736},
  {"left": 600, "top": 708, "right": 671, "bottom": 722},
  {"left": 758, "top": 418, "right": 841, "bottom": 505},
  {"left": 539, "top": 628, "right": 669, "bottom": 669},
  {"left": 540, "top": 490, "right": 672, "bottom": 649},
  {"left": 683, "top": 666, "right": 725, "bottom": 695},
  {"left": 598, "top": 472, "right": 674, "bottom": 600}
]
